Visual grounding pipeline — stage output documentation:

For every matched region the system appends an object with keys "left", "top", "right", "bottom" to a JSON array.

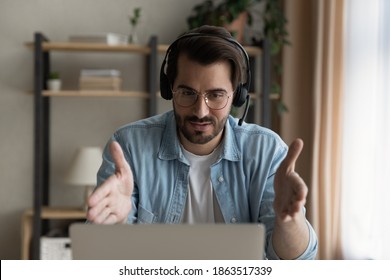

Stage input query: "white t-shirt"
[{"left": 181, "top": 145, "right": 224, "bottom": 224}]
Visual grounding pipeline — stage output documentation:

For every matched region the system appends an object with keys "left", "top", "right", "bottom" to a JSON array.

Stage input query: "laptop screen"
[{"left": 70, "top": 223, "right": 265, "bottom": 260}]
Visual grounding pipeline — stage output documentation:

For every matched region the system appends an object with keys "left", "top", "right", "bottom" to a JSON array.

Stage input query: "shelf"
[
  {"left": 249, "top": 92, "right": 280, "bottom": 100},
  {"left": 26, "top": 42, "right": 261, "bottom": 56},
  {"left": 42, "top": 91, "right": 278, "bottom": 100},
  {"left": 24, "top": 207, "right": 86, "bottom": 219},
  {"left": 26, "top": 42, "right": 152, "bottom": 54},
  {"left": 42, "top": 90, "right": 150, "bottom": 98},
  {"left": 158, "top": 44, "right": 262, "bottom": 56}
]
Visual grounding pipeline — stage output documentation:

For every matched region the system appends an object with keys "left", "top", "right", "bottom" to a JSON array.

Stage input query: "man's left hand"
[{"left": 273, "top": 138, "right": 308, "bottom": 222}]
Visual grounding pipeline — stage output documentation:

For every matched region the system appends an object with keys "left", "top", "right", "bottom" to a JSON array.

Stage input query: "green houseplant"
[
  {"left": 128, "top": 7, "right": 142, "bottom": 43},
  {"left": 263, "top": 0, "right": 289, "bottom": 114},
  {"left": 187, "top": 0, "right": 259, "bottom": 42},
  {"left": 187, "top": 0, "right": 259, "bottom": 28},
  {"left": 187, "top": 0, "right": 288, "bottom": 52}
]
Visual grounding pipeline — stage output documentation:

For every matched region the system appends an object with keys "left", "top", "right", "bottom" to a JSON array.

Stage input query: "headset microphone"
[{"left": 238, "top": 95, "right": 250, "bottom": 126}]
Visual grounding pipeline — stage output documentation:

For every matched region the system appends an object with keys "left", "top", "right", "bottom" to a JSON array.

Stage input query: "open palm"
[
  {"left": 87, "top": 141, "right": 133, "bottom": 224},
  {"left": 273, "top": 138, "right": 308, "bottom": 222}
]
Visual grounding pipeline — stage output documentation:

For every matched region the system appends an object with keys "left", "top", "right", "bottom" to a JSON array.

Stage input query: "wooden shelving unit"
[{"left": 28, "top": 33, "right": 160, "bottom": 260}]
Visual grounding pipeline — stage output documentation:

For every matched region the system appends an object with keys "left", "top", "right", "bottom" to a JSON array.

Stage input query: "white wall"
[{"left": 0, "top": 0, "right": 206, "bottom": 259}]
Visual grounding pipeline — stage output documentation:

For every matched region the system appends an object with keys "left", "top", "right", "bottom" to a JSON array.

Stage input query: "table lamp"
[{"left": 65, "top": 146, "right": 102, "bottom": 211}]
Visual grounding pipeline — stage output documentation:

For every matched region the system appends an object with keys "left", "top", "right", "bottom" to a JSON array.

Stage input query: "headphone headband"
[{"left": 159, "top": 30, "right": 252, "bottom": 124}]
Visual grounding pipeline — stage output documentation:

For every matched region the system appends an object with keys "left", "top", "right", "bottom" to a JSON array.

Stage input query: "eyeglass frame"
[{"left": 171, "top": 86, "right": 233, "bottom": 110}]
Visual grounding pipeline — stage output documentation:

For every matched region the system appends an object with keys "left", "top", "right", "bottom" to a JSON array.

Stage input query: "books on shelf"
[
  {"left": 79, "top": 69, "right": 122, "bottom": 91},
  {"left": 69, "top": 33, "right": 129, "bottom": 46},
  {"left": 79, "top": 77, "right": 122, "bottom": 91},
  {"left": 80, "top": 69, "right": 121, "bottom": 77}
]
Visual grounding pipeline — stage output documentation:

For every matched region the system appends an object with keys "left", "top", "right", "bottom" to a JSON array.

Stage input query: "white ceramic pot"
[{"left": 47, "top": 79, "right": 62, "bottom": 91}]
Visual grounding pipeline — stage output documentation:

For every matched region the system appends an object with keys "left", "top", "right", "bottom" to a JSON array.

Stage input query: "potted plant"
[
  {"left": 187, "top": 0, "right": 288, "bottom": 48},
  {"left": 187, "top": 0, "right": 259, "bottom": 43},
  {"left": 128, "top": 7, "right": 142, "bottom": 43},
  {"left": 47, "top": 71, "right": 62, "bottom": 91}
]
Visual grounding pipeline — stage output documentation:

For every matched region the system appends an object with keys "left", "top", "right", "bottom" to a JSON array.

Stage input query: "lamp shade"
[{"left": 65, "top": 146, "right": 103, "bottom": 186}]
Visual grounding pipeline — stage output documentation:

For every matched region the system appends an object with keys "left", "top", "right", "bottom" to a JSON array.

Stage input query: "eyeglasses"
[{"left": 172, "top": 87, "right": 231, "bottom": 110}]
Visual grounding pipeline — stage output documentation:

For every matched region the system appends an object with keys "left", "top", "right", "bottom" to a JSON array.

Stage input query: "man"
[{"left": 87, "top": 25, "right": 318, "bottom": 260}]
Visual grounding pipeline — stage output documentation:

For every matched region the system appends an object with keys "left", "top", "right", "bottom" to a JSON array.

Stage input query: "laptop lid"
[{"left": 69, "top": 223, "right": 265, "bottom": 260}]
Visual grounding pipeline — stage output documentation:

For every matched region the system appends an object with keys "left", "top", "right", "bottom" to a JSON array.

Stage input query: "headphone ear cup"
[
  {"left": 233, "top": 84, "right": 247, "bottom": 107},
  {"left": 160, "top": 66, "right": 172, "bottom": 100}
]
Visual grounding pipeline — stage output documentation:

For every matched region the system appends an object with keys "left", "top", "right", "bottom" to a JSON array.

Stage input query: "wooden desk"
[{"left": 21, "top": 207, "right": 86, "bottom": 259}]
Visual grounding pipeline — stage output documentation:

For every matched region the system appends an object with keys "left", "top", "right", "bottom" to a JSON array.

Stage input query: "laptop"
[{"left": 69, "top": 223, "right": 265, "bottom": 260}]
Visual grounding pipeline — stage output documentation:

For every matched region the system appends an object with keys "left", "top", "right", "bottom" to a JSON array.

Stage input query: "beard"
[{"left": 173, "top": 110, "right": 228, "bottom": 145}]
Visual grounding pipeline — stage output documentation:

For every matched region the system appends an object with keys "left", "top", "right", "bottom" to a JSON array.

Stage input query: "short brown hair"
[{"left": 166, "top": 25, "right": 247, "bottom": 92}]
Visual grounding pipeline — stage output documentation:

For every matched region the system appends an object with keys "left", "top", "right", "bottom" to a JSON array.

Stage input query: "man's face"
[{"left": 172, "top": 54, "right": 234, "bottom": 155}]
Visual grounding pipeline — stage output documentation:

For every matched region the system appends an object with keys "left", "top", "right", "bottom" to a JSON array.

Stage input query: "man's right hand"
[{"left": 86, "top": 141, "right": 133, "bottom": 224}]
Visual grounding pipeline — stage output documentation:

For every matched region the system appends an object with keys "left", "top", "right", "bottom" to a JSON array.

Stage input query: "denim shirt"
[{"left": 97, "top": 110, "right": 318, "bottom": 260}]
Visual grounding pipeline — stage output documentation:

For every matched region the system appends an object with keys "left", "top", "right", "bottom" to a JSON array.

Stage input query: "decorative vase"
[{"left": 128, "top": 26, "right": 139, "bottom": 44}]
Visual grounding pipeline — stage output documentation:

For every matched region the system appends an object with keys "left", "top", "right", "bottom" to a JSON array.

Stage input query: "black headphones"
[{"left": 160, "top": 32, "right": 251, "bottom": 109}]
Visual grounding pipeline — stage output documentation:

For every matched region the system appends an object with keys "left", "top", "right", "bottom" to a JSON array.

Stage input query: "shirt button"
[
  {"left": 231, "top": 217, "right": 237, "bottom": 223},
  {"left": 218, "top": 176, "right": 224, "bottom": 182}
]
